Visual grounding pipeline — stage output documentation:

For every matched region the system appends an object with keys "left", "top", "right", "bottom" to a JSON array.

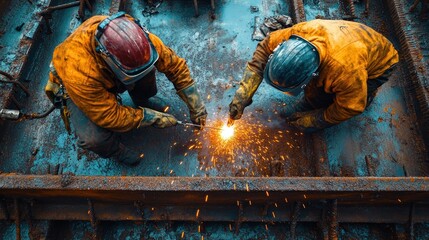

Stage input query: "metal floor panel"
[
  {"left": 0, "top": 0, "right": 427, "bottom": 178},
  {"left": 0, "top": 0, "right": 428, "bottom": 238}
]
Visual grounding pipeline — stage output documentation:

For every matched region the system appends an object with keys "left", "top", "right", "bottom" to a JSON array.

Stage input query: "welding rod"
[
  {"left": 227, "top": 118, "right": 234, "bottom": 127},
  {"left": 177, "top": 121, "right": 223, "bottom": 130}
]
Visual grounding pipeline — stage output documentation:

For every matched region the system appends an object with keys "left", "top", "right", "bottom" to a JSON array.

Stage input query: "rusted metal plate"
[
  {"left": 1, "top": 175, "right": 429, "bottom": 203},
  {"left": 1, "top": 202, "right": 429, "bottom": 223}
]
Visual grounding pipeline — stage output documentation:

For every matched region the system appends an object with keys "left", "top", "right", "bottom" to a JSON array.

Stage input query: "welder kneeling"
[{"left": 45, "top": 12, "right": 207, "bottom": 166}]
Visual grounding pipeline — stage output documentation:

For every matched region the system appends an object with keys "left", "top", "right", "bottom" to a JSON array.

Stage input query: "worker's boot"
[{"left": 111, "top": 143, "right": 144, "bottom": 166}]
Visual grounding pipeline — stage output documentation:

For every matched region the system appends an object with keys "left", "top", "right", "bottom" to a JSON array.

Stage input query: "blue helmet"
[{"left": 264, "top": 35, "right": 320, "bottom": 96}]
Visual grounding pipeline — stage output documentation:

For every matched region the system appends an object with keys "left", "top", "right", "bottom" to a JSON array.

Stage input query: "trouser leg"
[
  {"left": 303, "top": 79, "right": 335, "bottom": 109},
  {"left": 283, "top": 95, "right": 314, "bottom": 117},
  {"left": 128, "top": 69, "right": 157, "bottom": 107},
  {"left": 67, "top": 99, "right": 120, "bottom": 158},
  {"left": 66, "top": 99, "right": 142, "bottom": 165},
  {"left": 283, "top": 79, "right": 333, "bottom": 117},
  {"left": 366, "top": 65, "right": 396, "bottom": 106}
]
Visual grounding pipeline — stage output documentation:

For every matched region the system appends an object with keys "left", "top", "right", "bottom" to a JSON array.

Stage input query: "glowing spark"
[
  {"left": 163, "top": 106, "right": 170, "bottom": 112},
  {"left": 398, "top": 198, "right": 402, "bottom": 203},
  {"left": 272, "top": 211, "right": 276, "bottom": 218},
  {"left": 205, "top": 195, "right": 209, "bottom": 202},
  {"left": 220, "top": 124, "right": 234, "bottom": 140},
  {"left": 196, "top": 209, "right": 200, "bottom": 218},
  {"left": 265, "top": 191, "right": 270, "bottom": 197},
  {"left": 181, "top": 232, "right": 185, "bottom": 238}
]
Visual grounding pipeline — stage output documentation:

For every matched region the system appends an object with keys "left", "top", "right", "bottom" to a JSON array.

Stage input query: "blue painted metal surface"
[{"left": 0, "top": 0, "right": 428, "bottom": 239}]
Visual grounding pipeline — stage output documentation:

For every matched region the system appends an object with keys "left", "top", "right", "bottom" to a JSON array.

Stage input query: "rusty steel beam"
[
  {"left": 109, "top": 0, "right": 126, "bottom": 14},
  {"left": 0, "top": 201, "right": 428, "bottom": 223},
  {"left": 38, "top": 1, "right": 80, "bottom": 16},
  {"left": 386, "top": 0, "right": 429, "bottom": 154},
  {"left": 1, "top": 175, "right": 429, "bottom": 223},
  {"left": 1, "top": 175, "right": 429, "bottom": 203},
  {"left": 289, "top": 0, "right": 306, "bottom": 23}
]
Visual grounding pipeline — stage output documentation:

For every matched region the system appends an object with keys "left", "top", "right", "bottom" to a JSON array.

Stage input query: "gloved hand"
[
  {"left": 177, "top": 83, "right": 207, "bottom": 126},
  {"left": 229, "top": 66, "right": 263, "bottom": 120},
  {"left": 287, "top": 109, "right": 332, "bottom": 132},
  {"left": 138, "top": 107, "right": 178, "bottom": 128}
]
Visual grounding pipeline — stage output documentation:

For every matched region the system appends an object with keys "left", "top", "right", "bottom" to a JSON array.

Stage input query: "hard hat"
[
  {"left": 95, "top": 12, "right": 159, "bottom": 85},
  {"left": 264, "top": 35, "right": 320, "bottom": 96}
]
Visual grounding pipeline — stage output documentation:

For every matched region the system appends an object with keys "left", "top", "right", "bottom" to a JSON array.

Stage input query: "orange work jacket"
[
  {"left": 248, "top": 19, "right": 399, "bottom": 124},
  {"left": 46, "top": 15, "right": 194, "bottom": 132}
]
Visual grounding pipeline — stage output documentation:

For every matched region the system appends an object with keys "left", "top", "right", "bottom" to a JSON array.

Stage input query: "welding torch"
[
  {"left": 227, "top": 118, "right": 235, "bottom": 127},
  {"left": 177, "top": 121, "right": 223, "bottom": 131},
  {"left": 0, "top": 105, "right": 56, "bottom": 121}
]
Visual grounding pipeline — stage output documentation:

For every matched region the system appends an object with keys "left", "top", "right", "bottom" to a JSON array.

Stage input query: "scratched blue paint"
[
  {"left": 0, "top": 0, "right": 428, "bottom": 239},
  {"left": 0, "top": 223, "right": 30, "bottom": 240},
  {"left": 303, "top": 0, "right": 341, "bottom": 20}
]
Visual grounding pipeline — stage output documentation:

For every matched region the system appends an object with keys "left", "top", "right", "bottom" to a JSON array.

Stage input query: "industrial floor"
[
  {"left": 0, "top": 0, "right": 429, "bottom": 239},
  {"left": 0, "top": 0, "right": 428, "bottom": 178}
]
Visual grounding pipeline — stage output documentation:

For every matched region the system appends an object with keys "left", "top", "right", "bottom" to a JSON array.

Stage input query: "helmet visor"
[
  {"left": 96, "top": 35, "right": 159, "bottom": 85},
  {"left": 95, "top": 13, "right": 159, "bottom": 85},
  {"left": 263, "top": 35, "right": 319, "bottom": 96}
]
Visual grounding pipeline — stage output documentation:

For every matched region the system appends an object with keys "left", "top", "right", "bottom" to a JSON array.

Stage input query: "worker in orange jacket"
[
  {"left": 45, "top": 12, "right": 207, "bottom": 165},
  {"left": 228, "top": 19, "right": 399, "bottom": 132}
]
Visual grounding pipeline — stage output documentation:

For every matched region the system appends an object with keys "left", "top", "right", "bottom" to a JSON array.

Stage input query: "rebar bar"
[
  {"left": 290, "top": 201, "right": 301, "bottom": 240},
  {"left": 0, "top": 71, "right": 30, "bottom": 96},
  {"left": 328, "top": 199, "right": 338, "bottom": 240},
  {"left": 14, "top": 199, "right": 20, "bottom": 240}
]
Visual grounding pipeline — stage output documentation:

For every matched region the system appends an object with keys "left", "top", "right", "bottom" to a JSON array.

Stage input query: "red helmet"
[{"left": 95, "top": 12, "right": 158, "bottom": 85}]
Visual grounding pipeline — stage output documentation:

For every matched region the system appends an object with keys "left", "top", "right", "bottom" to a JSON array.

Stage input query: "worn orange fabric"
[
  {"left": 46, "top": 15, "right": 194, "bottom": 132},
  {"left": 247, "top": 19, "right": 399, "bottom": 124}
]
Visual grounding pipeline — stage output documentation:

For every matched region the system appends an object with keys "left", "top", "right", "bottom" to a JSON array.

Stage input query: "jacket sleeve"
[
  {"left": 247, "top": 28, "right": 293, "bottom": 76},
  {"left": 64, "top": 78, "right": 143, "bottom": 132},
  {"left": 149, "top": 33, "right": 194, "bottom": 91},
  {"left": 324, "top": 68, "right": 368, "bottom": 124}
]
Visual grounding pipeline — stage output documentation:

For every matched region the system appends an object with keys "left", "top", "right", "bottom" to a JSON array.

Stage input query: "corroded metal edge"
[
  {"left": 1, "top": 175, "right": 429, "bottom": 222},
  {"left": 1, "top": 175, "right": 428, "bottom": 193},
  {"left": 386, "top": 0, "right": 429, "bottom": 155}
]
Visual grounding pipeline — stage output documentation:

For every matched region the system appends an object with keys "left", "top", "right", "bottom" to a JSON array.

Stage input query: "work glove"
[
  {"left": 138, "top": 107, "right": 178, "bottom": 128},
  {"left": 229, "top": 66, "right": 263, "bottom": 120},
  {"left": 177, "top": 83, "right": 207, "bottom": 126},
  {"left": 287, "top": 109, "right": 332, "bottom": 133}
]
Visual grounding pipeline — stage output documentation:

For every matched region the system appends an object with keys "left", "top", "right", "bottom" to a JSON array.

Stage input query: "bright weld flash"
[{"left": 220, "top": 124, "right": 234, "bottom": 140}]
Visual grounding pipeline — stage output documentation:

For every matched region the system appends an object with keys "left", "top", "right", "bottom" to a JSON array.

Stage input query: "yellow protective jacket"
[
  {"left": 248, "top": 19, "right": 399, "bottom": 124},
  {"left": 46, "top": 15, "right": 194, "bottom": 132}
]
